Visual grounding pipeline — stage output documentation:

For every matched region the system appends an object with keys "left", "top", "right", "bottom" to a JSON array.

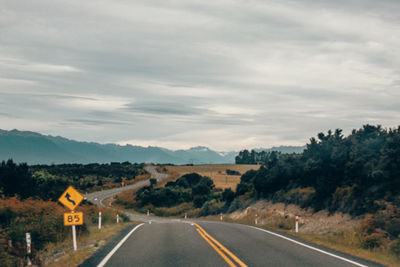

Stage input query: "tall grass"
[{"left": 0, "top": 197, "right": 126, "bottom": 266}]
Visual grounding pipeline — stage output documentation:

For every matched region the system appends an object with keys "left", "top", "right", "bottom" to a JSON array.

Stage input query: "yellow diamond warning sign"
[{"left": 58, "top": 186, "right": 84, "bottom": 211}]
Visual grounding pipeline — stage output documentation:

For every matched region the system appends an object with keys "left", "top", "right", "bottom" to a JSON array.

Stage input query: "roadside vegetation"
[
  {"left": 232, "top": 125, "right": 400, "bottom": 262},
  {"left": 115, "top": 173, "right": 234, "bottom": 217},
  {"left": 0, "top": 161, "right": 143, "bottom": 266},
  {"left": 0, "top": 160, "right": 146, "bottom": 200},
  {"left": 0, "top": 197, "right": 129, "bottom": 266}
]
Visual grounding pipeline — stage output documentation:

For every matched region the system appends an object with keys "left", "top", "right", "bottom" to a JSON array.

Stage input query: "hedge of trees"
[
  {"left": 234, "top": 125, "right": 400, "bottom": 214},
  {"left": 233, "top": 125, "right": 400, "bottom": 247},
  {"left": 0, "top": 160, "right": 146, "bottom": 200},
  {"left": 30, "top": 161, "right": 144, "bottom": 181},
  {"left": 236, "top": 150, "right": 284, "bottom": 165},
  {"left": 131, "top": 173, "right": 234, "bottom": 216}
]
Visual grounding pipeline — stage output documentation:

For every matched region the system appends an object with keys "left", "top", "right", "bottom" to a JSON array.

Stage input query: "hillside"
[
  {"left": 0, "top": 129, "right": 304, "bottom": 165},
  {"left": 0, "top": 129, "right": 238, "bottom": 164}
]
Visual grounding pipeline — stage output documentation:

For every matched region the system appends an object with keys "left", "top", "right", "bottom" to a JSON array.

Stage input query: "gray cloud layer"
[{"left": 1, "top": 0, "right": 399, "bottom": 150}]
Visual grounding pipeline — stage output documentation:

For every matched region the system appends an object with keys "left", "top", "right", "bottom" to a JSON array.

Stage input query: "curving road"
[
  {"left": 83, "top": 166, "right": 384, "bottom": 267},
  {"left": 85, "top": 166, "right": 166, "bottom": 209}
]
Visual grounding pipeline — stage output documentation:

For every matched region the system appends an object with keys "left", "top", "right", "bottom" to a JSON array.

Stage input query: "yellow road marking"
[
  {"left": 196, "top": 228, "right": 236, "bottom": 267},
  {"left": 193, "top": 222, "right": 248, "bottom": 267}
]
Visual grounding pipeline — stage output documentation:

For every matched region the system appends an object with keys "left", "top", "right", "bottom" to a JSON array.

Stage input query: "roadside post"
[
  {"left": 295, "top": 216, "right": 299, "bottom": 233},
  {"left": 147, "top": 210, "right": 150, "bottom": 216},
  {"left": 184, "top": 213, "right": 187, "bottom": 219},
  {"left": 220, "top": 213, "right": 223, "bottom": 221},
  {"left": 72, "top": 212, "right": 77, "bottom": 250},
  {"left": 255, "top": 214, "right": 258, "bottom": 225},
  {"left": 26, "top": 233, "right": 31, "bottom": 266},
  {"left": 99, "top": 212, "right": 102, "bottom": 230},
  {"left": 117, "top": 214, "right": 120, "bottom": 223},
  {"left": 58, "top": 186, "right": 84, "bottom": 251}
]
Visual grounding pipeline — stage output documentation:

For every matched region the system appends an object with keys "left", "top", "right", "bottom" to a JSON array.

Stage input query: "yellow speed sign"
[{"left": 64, "top": 212, "right": 84, "bottom": 226}]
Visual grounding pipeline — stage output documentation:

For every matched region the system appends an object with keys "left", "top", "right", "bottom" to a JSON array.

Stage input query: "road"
[
  {"left": 83, "top": 166, "right": 384, "bottom": 267},
  {"left": 85, "top": 165, "right": 167, "bottom": 212}
]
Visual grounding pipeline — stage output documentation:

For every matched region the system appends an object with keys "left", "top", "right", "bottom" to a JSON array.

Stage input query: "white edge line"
[
  {"left": 249, "top": 226, "right": 369, "bottom": 267},
  {"left": 97, "top": 223, "right": 145, "bottom": 267}
]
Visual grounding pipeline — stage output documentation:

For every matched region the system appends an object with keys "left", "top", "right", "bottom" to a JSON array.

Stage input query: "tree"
[{"left": 150, "top": 178, "right": 157, "bottom": 187}]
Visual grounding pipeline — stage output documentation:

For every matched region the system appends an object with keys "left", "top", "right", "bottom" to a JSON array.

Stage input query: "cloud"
[
  {"left": 68, "top": 119, "right": 129, "bottom": 126},
  {"left": 0, "top": 0, "right": 399, "bottom": 150},
  {"left": 123, "top": 101, "right": 207, "bottom": 116}
]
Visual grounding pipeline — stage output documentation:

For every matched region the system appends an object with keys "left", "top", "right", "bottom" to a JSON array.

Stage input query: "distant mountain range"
[{"left": 0, "top": 129, "right": 304, "bottom": 165}]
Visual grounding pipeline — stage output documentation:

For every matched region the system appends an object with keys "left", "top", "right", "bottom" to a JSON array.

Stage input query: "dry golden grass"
[
  {"left": 164, "top": 164, "right": 260, "bottom": 190},
  {"left": 42, "top": 223, "right": 134, "bottom": 267}
]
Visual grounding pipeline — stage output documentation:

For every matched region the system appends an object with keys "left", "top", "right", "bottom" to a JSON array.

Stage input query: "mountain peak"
[
  {"left": 188, "top": 146, "right": 210, "bottom": 152},
  {"left": 0, "top": 129, "right": 43, "bottom": 138}
]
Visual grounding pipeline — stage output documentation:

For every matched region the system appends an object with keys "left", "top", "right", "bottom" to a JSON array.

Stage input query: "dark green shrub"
[
  {"left": 361, "top": 233, "right": 384, "bottom": 249},
  {"left": 390, "top": 238, "right": 400, "bottom": 257}
]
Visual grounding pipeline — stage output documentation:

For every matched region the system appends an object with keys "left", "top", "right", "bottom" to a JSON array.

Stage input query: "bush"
[
  {"left": 281, "top": 187, "right": 315, "bottom": 208},
  {"left": 193, "top": 195, "right": 208, "bottom": 208},
  {"left": 390, "top": 238, "right": 400, "bottom": 257},
  {"left": 226, "top": 169, "right": 240, "bottom": 175},
  {"left": 150, "top": 178, "right": 157, "bottom": 186},
  {"left": 276, "top": 217, "right": 294, "bottom": 230},
  {"left": 222, "top": 188, "right": 235, "bottom": 203},
  {"left": 361, "top": 233, "right": 385, "bottom": 249},
  {"left": 200, "top": 199, "right": 224, "bottom": 216},
  {"left": 387, "top": 219, "right": 400, "bottom": 238}
]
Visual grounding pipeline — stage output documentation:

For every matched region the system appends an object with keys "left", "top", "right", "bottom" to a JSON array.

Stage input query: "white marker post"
[
  {"left": 255, "top": 214, "right": 258, "bottom": 225},
  {"left": 26, "top": 233, "right": 32, "bottom": 266},
  {"left": 295, "top": 216, "right": 299, "bottom": 233},
  {"left": 98, "top": 212, "right": 102, "bottom": 230},
  {"left": 220, "top": 213, "right": 223, "bottom": 221},
  {"left": 117, "top": 214, "right": 119, "bottom": 224},
  {"left": 147, "top": 210, "right": 150, "bottom": 216}
]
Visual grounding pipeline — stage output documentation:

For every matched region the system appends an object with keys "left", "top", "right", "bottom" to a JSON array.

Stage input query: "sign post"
[
  {"left": 295, "top": 216, "right": 299, "bottom": 233},
  {"left": 72, "top": 212, "right": 77, "bottom": 251},
  {"left": 58, "top": 186, "right": 84, "bottom": 251}
]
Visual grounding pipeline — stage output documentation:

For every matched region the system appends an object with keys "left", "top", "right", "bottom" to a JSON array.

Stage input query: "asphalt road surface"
[{"left": 83, "top": 166, "right": 385, "bottom": 267}]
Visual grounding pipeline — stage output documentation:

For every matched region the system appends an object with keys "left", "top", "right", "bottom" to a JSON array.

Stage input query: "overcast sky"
[{"left": 1, "top": 0, "right": 399, "bottom": 151}]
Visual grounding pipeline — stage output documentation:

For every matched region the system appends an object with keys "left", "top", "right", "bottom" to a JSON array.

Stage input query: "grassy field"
[
  {"left": 162, "top": 164, "right": 260, "bottom": 189},
  {"left": 42, "top": 223, "right": 133, "bottom": 267}
]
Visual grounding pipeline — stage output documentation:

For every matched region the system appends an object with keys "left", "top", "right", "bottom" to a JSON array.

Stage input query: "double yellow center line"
[{"left": 192, "top": 222, "right": 248, "bottom": 267}]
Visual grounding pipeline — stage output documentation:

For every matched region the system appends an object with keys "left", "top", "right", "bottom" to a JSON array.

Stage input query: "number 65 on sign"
[{"left": 64, "top": 212, "right": 84, "bottom": 226}]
